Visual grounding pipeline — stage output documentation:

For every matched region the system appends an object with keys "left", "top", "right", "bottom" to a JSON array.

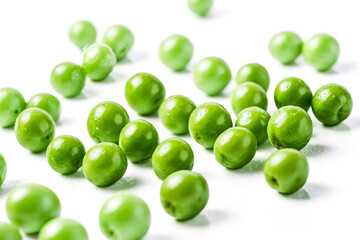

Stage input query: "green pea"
[
  {"left": 269, "top": 31, "right": 302, "bottom": 65},
  {"left": 235, "top": 63, "right": 270, "bottom": 91},
  {"left": 15, "top": 108, "right": 55, "bottom": 153},
  {"left": 0, "top": 222, "right": 22, "bottom": 240},
  {"left": 231, "top": 82, "right": 268, "bottom": 115},
  {"left": 312, "top": 84, "right": 352, "bottom": 126},
  {"left": 158, "top": 95, "right": 196, "bottom": 135},
  {"left": 0, "top": 154, "right": 6, "bottom": 187},
  {"left": 160, "top": 170, "right": 209, "bottom": 220},
  {"left": 27, "top": 93, "right": 61, "bottom": 123},
  {"left": 274, "top": 77, "right": 312, "bottom": 111},
  {"left": 99, "top": 192, "right": 151, "bottom": 240},
  {"left": 303, "top": 34, "right": 340, "bottom": 72},
  {"left": 82, "top": 142, "right": 127, "bottom": 187},
  {"left": 187, "top": 0, "right": 213, "bottom": 16},
  {"left": 159, "top": 34, "right": 194, "bottom": 71},
  {"left": 119, "top": 119, "right": 159, "bottom": 163},
  {"left": 6, "top": 184, "right": 61, "bottom": 234},
  {"left": 39, "top": 218, "right": 88, "bottom": 240},
  {"left": 264, "top": 148, "right": 309, "bottom": 194},
  {"left": 125, "top": 72, "right": 166, "bottom": 115},
  {"left": 152, "top": 137, "right": 194, "bottom": 180},
  {"left": 46, "top": 135, "right": 86, "bottom": 175},
  {"left": 87, "top": 101, "right": 130, "bottom": 144},
  {"left": 268, "top": 106, "right": 312, "bottom": 150},
  {"left": 189, "top": 102, "right": 232, "bottom": 149},
  {"left": 102, "top": 25, "right": 134, "bottom": 61},
  {"left": 82, "top": 43, "right": 116, "bottom": 81},
  {"left": 50, "top": 62, "right": 86, "bottom": 98},
  {"left": 0, "top": 88, "right": 26, "bottom": 128},
  {"left": 69, "top": 20, "right": 96, "bottom": 50},
  {"left": 192, "top": 57, "right": 231, "bottom": 96},
  {"left": 235, "top": 106, "right": 270, "bottom": 145}
]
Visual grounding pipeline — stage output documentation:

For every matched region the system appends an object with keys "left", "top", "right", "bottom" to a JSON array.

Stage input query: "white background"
[{"left": 0, "top": 0, "right": 359, "bottom": 239}]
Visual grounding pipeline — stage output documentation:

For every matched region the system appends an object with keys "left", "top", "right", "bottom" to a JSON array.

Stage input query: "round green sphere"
[
  {"left": 264, "top": 148, "right": 309, "bottom": 194},
  {"left": 0, "top": 222, "right": 22, "bottom": 240},
  {"left": 235, "top": 63, "right": 270, "bottom": 91},
  {"left": 0, "top": 154, "right": 6, "bottom": 187},
  {"left": 187, "top": 0, "right": 213, "bottom": 16},
  {"left": 69, "top": 20, "right": 96, "bottom": 50},
  {"left": 269, "top": 31, "right": 302, "bottom": 65},
  {"left": 102, "top": 25, "right": 134, "bottom": 61},
  {"left": 27, "top": 93, "right": 61, "bottom": 122},
  {"left": 312, "top": 83, "right": 352, "bottom": 126},
  {"left": 158, "top": 95, "right": 196, "bottom": 135},
  {"left": 0, "top": 88, "right": 26, "bottom": 128},
  {"left": 87, "top": 101, "right": 130, "bottom": 144},
  {"left": 39, "top": 218, "right": 88, "bottom": 240},
  {"left": 268, "top": 106, "right": 312, "bottom": 150}
]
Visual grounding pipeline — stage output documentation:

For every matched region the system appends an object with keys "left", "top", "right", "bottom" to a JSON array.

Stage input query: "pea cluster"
[{"left": 0, "top": 1, "right": 354, "bottom": 239}]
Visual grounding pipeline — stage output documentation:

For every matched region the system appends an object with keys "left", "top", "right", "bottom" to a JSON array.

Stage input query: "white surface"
[{"left": 0, "top": 0, "right": 359, "bottom": 239}]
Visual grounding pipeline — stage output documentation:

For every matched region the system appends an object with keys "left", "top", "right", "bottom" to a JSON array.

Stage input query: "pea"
[
  {"left": 82, "top": 142, "right": 127, "bottom": 187},
  {"left": 268, "top": 106, "right": 312, "bottom": 150},
  {"left": 274, "top": 77, "right": 312, "bottom": 111},
  {"left": 158, "top": 95, "right": 196, "bottom": 135},
  {"left": 15, "top": 108, "right": 55, "bottom": 153},
  {"left": 82, "top": 43, "right": 116, "bottom": 81},
  {"left": 230, "top": 82, "right": 268, "bottom": 115},
  {"left": 46, "top": 135, "right": 86, "bottom": 175},
  {"left": 50, "top": 62, "right": 86, "bottom": 98},
  {"left": 87, "top": 101, "right": 130, "bottom": 144},
  {"left": 189, "top": 102, "right": 232, "bottom": 149},
  {"left": 99, "top": 192, "right": 151, "bottom": 240},
  {"left": 102, "top": 25, "right": 134, "bottom": 61},
  {"left": 187, "top": 0, "right": 213, "bottom": 16},
  {"left": 160, "top": 170, "right": 209, "bottom": 220},
  {"left": 312, "top": 83, "right": 352, "bottom": 126},
  {"left": 39, "top": 218, "right": 88, "bottom": 240},
  {"left": 0, "top": 88, "right": 26, "bottom": 128},
  {"left": 0, "top": 154, "right": 6, "bottom": 187},
  {"left": 159, "top": 34, "right": 193, "bottom": 71},
  {"left": 119, "top": 119, "right": 159, "bottom": 163},
  {"left": 0, "top": 222, "right": 22, "bottom": 240},
  {"left": 269, "top": 31, "right": 302, "bottom": 65},
  {"left": 6, "top": 184, "right": 61, "bottom": 234},
  {"left": 152, "top": 137, "right": 194, "bottom": 180},
  {"left": 26, "top": 93, "right": 61, "bottom": 123},
  {"left": 125, "top": 72, "right": 166, "bottom": 115},
  {"left": 235, "top": 63, "right": 270, "bottom": 92},
  {"left": 192, "top": 57, "right": 231, "bottom": 96},
  {"left": 264, "top": 148, "right": 309, "bottom": 194},
  {"left": 303, "top": 34, "right": 340, "bottom": 72},
  {"left": 69, "top": 20, "right": 96, "bottom": 50},
  {"left": 235, "top": 106, "right": 270, "bottom": 145}
]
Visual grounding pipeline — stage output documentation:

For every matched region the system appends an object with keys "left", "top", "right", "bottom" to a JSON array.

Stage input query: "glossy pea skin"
[
  {"left": 69, "top": 20, "right": 96, "bottom": 50},
  {"left": 312, "top": 84, "right": 352, "bottom": 126},
  {"left": 231, "top": 82, "right": 268, "bottom": 115},
  {"left": 269, "top": 31, "right": 302, "bottom": 65},
  {"left": 268, "top": 106, "right": 312, "bottom": 150},
  {"left": 0, "top": 222, "right": 22, "bottom": 240},
  {"left": 235, "top": 63, "right": 270, "bottom": 92},
  {"left": 274, "top": 77, "right": 312, "bottom": 111},
  {"left": 39, "top": 218, "right": 88, "bottom": 240},
  {"left": 87, "top": 101, "right": 130, "bottom": 144},
  {"left": 188, "top": 0, "right": 213, "bottom": 16},
  {"left": 152, "top": 138, "right": 194, "bottom": 180},
  {"left": 125, "top": 72, "right": 166, "bottom": 115},
  {"left": 160, "top": 170, "right": 209, "bottom": 220},
  {"left": 82, "top": 43, "right": 116, "bottom": 81},
  {"left": 99, "top": 192, "right": 151, "bottom": 240},
  {"left": 264, "top": 148, "right": 309, "bottom": 194},
  {"left": 192, "top": 57, "right": 231, "bottom": 96},
  {"left": 46, "top": 135, "right": 86, "bottom": 175},
  {"left": 103, "top": 25, "right": 134, "bottom": 61},
  {"left": 15, "top": 108, "right": 55, "bottom": 153},
  {"left": 235, "top": 106, "right": 270, "bottom": 145},
  {"left": 119, "top": 119, "right": 159, "bottom": 163},
  {"left": 159, "top": 35, "right": 194, "bottom": 71},
  {"left": 27, "top": 93, "right": 61, "bottom": 122},
  {"left": 302, "top": 34, "right": 340, "bottom": 72},
  {"left": 188, "top": 102, "right": 232, "bottom": 149},
  {"left": 158, "top": 95, "right": 196, "bottom": 135},
  {"left": 82, "top": 143, "right": 127, "bottom": 187},
  {"left": 6, "top": 184, "right": 61, "bottom": 234},
  {"left": 0, "top": 88, "right": 26, "bottom": 128},
  {"left": 0, "top": 154, "right": 6, "bottom": 187}
]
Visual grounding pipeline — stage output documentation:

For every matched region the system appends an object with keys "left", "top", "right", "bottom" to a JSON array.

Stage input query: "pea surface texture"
[
  {"left": 39, "top": 218, "right": 88, "bottom": 240},
  {"left": 102, "top": 25, "right": 134, "bottom": 61},
  {"left": 269, "top": 31, "right": 302, "bottom": 65},
  {"left": 235, "top": 63, "right": 270, "bottom": 91},
  {"left": 26, "top": 93, "right": 61, "bottom": 122},
  {"left": 0, "top": 88, "right": 26, "bottom": 128}
]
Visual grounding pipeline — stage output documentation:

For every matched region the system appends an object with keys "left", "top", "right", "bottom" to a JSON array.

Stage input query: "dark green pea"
[
  {"left": 0, "top": 154, "right": 6, "bottom": 187},
  {"left": 0, "top": 222, "right": 22, "bottom": 240},
  {"left": 235, "top": 63, "right": 270, "bottom": 91},
  {"left": 0, "top": 88, "right": 26, "bottom": 128},
  {"left": 27, "top": 93, "right": 61, "bottom": 122}
]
